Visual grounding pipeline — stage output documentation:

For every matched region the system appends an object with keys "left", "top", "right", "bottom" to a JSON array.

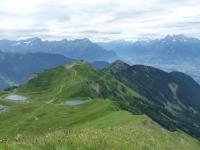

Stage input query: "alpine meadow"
[{"left": 0, "top": 0, "right": 200, "bottom": 149}]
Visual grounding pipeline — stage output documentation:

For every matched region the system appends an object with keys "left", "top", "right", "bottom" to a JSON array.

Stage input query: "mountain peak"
[
  {"left": 108, "top": 60, "right": 130, "bottom": 73},
  {"left": 19, "top": 37, "right": 42, "bottom": 45},
  {"left": 73, "top": 38, "right": 92, "bottom": 44},
  {"left": 112, "top": 60, "right": 129, "bottom": 67},
  {"left": 64, "top": 60, "right": 89, "bottom": 69},
  {"left": 163, "top": 34, "right": 197, "bottom": 42},
  {"left": 165, "top": 34, "right": 185, "bottom": 39},
  {"left": 23, "top": 37, "right": 42, "bottom": 42}
]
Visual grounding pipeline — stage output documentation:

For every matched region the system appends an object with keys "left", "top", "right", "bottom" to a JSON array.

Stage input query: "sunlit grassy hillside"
[{"left": 1, "top": 109, "right": 200, "bottom": 150}]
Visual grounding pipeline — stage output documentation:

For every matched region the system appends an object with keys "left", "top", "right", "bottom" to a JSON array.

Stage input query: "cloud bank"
[{"left": 0, "top": 0, "right": 200, "bottom": 41}]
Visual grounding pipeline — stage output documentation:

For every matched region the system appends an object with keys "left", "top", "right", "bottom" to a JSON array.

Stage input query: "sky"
[{"left": 0, "top": 0, "right": 200, "bottom": 41}]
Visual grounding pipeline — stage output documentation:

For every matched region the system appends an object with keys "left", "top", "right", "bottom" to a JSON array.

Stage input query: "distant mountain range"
[
  {"left": 99, "top": 35, "right": 200, "bottom": 63},
  {"left": 0, "top": 34, "right": 200, "bottom": 89},
  {"left": 0, "top": 37, "right": 115, "bottom": 89},
  {"left": 98, "top": 35, "right": 200, "bottom": 83},
  {"left": 0, "top": 38, "right": 118, "bottom": 62}
]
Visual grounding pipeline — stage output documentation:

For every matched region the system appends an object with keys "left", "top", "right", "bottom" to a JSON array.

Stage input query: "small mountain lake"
[
  {"left": 65, "top": 100, "right": 89, "bottom": 105},
  {"left": 6, "top": 95, "right": 27, "bottom": 101}
]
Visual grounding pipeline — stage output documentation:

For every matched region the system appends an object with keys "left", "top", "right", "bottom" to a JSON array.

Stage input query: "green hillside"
[
  {"left": 0, "top": 100, "right": 200, "bottom": 150},
  {"left": 0, "top": 61, "right": 200, "bottom": 149},
  {"left": 106, "top": 60, "right": 200, "bottom": 139},
  {"left": 17, "top": 61, "right": 146, "bottom": 114}
]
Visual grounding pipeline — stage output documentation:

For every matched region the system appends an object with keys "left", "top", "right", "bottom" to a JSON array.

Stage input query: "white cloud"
[{"left": 0, "top": 0, "right": 200, "bottom": 41}]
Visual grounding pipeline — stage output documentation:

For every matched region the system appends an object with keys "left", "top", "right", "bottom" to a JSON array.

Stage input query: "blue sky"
[{"left": 0, "top": 0, "right": 200, "bottom": 41}]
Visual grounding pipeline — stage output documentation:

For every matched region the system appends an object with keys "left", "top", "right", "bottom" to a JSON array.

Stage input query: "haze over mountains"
[
  {"left": 0, "top": 38, "right": 115, "bottom": 89},
  {"left": 0, "top": 37, "right": 117, "bottom": 62},
  {"left": 99, "top": 35, "right": 200, "bottom": 84},
  {"left": 0, "top": 34, "right": 200, "bottom": 90},
  {"left": 99, "top": 35, "right": 200, "bottom": 62},
  {"left": 0, "top": 52, "right": 73, "bottom": 89}
]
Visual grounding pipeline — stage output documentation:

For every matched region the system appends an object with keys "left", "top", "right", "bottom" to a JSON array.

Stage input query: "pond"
[
  {"left": 65, "top": 100, "right": 89, "bottom": 105},
  {"left": 6, "top": 95, "right": 27, "bottom": 101}
]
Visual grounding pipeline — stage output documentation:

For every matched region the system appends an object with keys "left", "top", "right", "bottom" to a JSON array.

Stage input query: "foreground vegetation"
[
  {"left": 1, "top": 111, "right": 200, "bottom": 150},
  {"left": 0, "top": 96, "right": 199, "bottom": 149}
]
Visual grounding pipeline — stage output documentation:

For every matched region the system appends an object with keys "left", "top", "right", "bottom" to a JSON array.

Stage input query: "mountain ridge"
[
  {"left": 0, "top": 38, "right": 118, "bottom": 62},
  {"left": 0, "top": 51, "right": 111, "bottom": 90},
  {"left": 106, "top": 60, "right": 200, "bottom": 139}
]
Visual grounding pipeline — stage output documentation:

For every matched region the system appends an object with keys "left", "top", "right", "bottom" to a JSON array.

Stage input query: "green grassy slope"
[
  {"left": 17, "top": 61, "right": 146, "bottom": 114},
  {"left": 106, "top": 60, "right": 200, "bottom": 139},
  {"left": 0, "top": 98, "right": 117, "bottom": 137},
  {"left": 0, "top": 61, "right": 200, "bottom": 149},
  {"left": 1, "top": 110, "right": 200, "bottom": 150},
  {"left": 0, "top": 91, "right": 5, "bottom": 96}
]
